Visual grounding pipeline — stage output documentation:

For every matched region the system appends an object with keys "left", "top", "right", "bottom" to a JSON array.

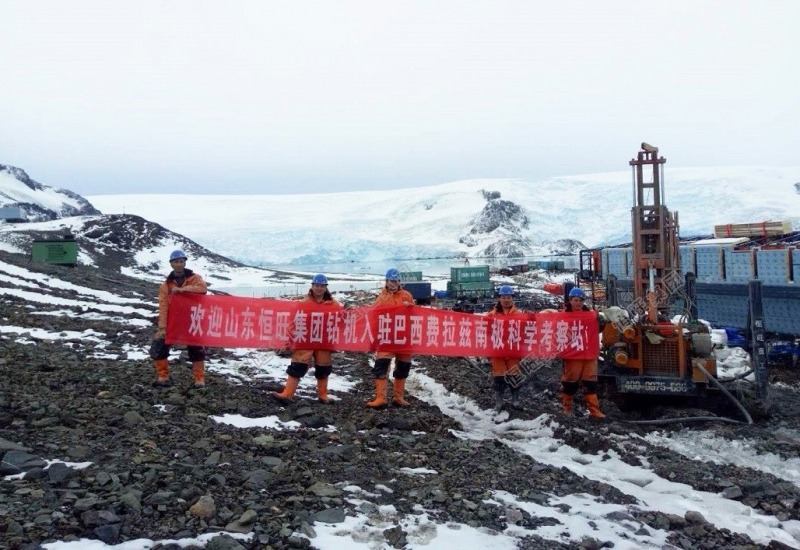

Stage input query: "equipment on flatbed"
[{"left": 598, "top": 144, "right": 719, "bottom": 399}]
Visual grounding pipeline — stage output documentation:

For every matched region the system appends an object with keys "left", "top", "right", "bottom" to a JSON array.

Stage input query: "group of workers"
[
  {"left": 270, "top": 266, "right": 416, "bottom": 409},
  {"left": 151, "top": 250, "right": 604, "bottom": 418}
]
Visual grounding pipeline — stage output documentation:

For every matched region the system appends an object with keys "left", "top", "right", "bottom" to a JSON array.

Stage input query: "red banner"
[{"left": 167, "top": 294, "right": 599, "bottom": 359}]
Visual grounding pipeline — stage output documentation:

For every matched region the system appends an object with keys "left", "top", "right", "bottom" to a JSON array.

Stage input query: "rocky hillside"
[
  {"left": 0, "top": 165, "right": 100, "bottom": 221},
  {"left": 0, "top": 213, "right": 278, "bottom": 288},
  {"left": 459, "top": 192, "right": 540, "bottom": 257},
  {"left": 3, "top": 252, "right": 800, "bottom": 549}
]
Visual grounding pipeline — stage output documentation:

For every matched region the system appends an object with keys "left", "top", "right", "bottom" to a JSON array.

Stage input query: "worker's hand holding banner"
[{"left": 167, "top": 294, "right": 599, "bottom": 359}]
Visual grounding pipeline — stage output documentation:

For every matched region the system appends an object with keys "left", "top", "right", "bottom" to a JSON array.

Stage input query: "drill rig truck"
[{"left": 595, "top": 143, "right": 719, "bottom": 403}]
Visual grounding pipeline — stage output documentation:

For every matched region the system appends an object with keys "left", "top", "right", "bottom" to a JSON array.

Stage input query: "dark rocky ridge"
[
  {"left": 1, "top": 253, "right": 800, "bottom": 549},
  {"left": 1, "top": 214, "right": 252, "bottom": 278},
  {"left": 459, "top": 190, "right": 583, "bottom": 257},
  {"left": 0, "top": 165, "right": 100, "bottom": 221}
]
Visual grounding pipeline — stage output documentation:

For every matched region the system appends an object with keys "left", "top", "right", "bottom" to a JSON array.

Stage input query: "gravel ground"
[{"left": 2, "top": 255, "right": 800, "bottom": 550}]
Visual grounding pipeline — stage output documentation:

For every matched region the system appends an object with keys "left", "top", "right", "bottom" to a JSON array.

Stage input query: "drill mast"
[{"left": 630, "top": 143, "right": 681, "bottom": 323}]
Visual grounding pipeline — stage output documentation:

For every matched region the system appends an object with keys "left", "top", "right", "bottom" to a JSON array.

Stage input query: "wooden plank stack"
[{"left": 714, "top": 220, "right": 793, "bottom": 238}]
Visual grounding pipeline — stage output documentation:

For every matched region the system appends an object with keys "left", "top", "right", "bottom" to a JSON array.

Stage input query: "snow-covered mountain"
[
  {"left": 2, "top": 162, "right": 799, "bottom": 269},
  {"left": 0, "top": 164, "right": 99, "bottom": 220},
  {"left": 89, "top": 166, "right": 800, "bottom": 266}
]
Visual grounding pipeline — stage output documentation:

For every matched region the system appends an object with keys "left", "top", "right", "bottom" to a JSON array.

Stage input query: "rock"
[
  {"left": 97, "top": 510, "right": 122, "bottom": 525},
  {"left": 189, "top": 495, "right": 216, "bottom": 519},
  {"left": 23, "top": 467, "right": 47, "bottom": 480},
  {"left": 180, "top": 485, "right": 204, "bottom": 502},
  {"left": 684, "top": 510, "right": 708, "bottom": 525},
  {"left": 261, "top": 456, "right": 283, "bottom": 469},
  {"left": 122, "top": 411, "right": 145, "bottom": 426},
  {"left": 504, "top": 506, "right": 524, "bottom": 525},
  {"left": 314, "top": 507, "right": 345, "bottom": 524},
  {"left": 0, "top": 462, "right": 22, "bottom": 476},
  {"left": 225, "top": 509, "right": 258, "bottom": 533},
  {"left": 298, "top": 522, "right": 316, "bottom": 538},
  {"left": 0, "top": 412, "right": 14, "bottom": 428},
  {"left": 0, "top": 436, "right": 29, "bottom": 451},
  {"left": 209, "top": 473, "right": 227, "bottom": 486},
  {"left": 66, "top": 445, "right": 91, "bottom": 460},
  {"left": 96, "top": 471, "right": 113, "bottom": 486},
  {"left": 32, "top": 416, "right": 60, "bottom": 427},
  {"left": 206, "top": 533, "right": 247, "bottom": 550},
  {"left": 721, "top": 486, "right": 743, "bottom": 499},
  {"left": 307, "top": 481, "right": 341, "bottom": 497},
  {"left": 94, "top": 523, "right": 121, "bottom": 544},
  {"left": 2, "top": 450, "right": 46, "bottom": 471},
  {"left": 144, "top": 491, "right": 175, "bottom": 505},
  {"left": 383, "top": 525, "right": 407, "bottom": 549},
  {"left": 47, "top": 462, "right": 75, "bottom": 484},
  {"left": 244, "top": 469, "right": 272, "bottom": 489},
  {"left": 120, "top": 492, "right": 142, "bottom": 514}
]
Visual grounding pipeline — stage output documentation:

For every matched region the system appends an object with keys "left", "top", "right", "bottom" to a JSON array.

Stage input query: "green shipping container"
[
  {"left": 31, "top": 240, "right": 78, "bottom": 265},
  {"left": 399, "top": 271, "right": 423, "bottom": 282},
  {"left": 528, "top": 260, "right": 541, "bottom": 269},
  {"left": 450, "top": 265, "right": 490, "bottom": 283},
  {"left": 447, "top": 280, "right": 495, "bottom": 298}
]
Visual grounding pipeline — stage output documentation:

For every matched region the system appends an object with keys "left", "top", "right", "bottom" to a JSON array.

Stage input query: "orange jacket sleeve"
[
  {"left": 374, "top": 288, "right": 414, "bottom": 307},
  {"left": 157, "top": 273, "right": 207, "bottom": 329}
]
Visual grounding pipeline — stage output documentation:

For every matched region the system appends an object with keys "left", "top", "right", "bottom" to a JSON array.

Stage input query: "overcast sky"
[{"left": 3, "top": 1, "right": 799, "bottom": 196}]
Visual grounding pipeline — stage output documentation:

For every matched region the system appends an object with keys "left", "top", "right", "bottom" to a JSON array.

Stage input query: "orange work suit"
[
  {"left": 290, "top": 294, "right": 340, "bottom": 368},
  {"left": 487, "top": 305, "right": 522, "bottom": 377},
  {"left": 561, "top": 304, "right": 598, "bottom": 384},
  {"left": 373, "top": 286, "right": 415, "bottom": 364}
]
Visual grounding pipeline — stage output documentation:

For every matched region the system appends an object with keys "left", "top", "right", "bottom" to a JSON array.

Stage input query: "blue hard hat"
[
  {"left": 312, "top": 273, "right": 328, "bottom": 285},
  {"left": 169, "top": 249, "right": 187, "bottom": 262},
  {"left": 385, "top": 268, "right": 401, "bottom": 281},
  {"left": 569, "top": 287, "right": 586, "bottom": 299},
  {"left": 498, "top": 285, "right": 514, "bottom": 296}
]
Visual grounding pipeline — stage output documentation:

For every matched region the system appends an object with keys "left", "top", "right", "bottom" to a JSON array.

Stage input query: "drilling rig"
[{"left": 598, "top": 143, "right": 718, "bottom": 399}]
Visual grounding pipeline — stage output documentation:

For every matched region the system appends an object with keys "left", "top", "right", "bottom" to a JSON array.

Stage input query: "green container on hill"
[
  {"left": 528, "top": 260, "right": 541, "bottom": 269},
  {"left": 31, "top": 239, "right": 78, "bottom": 265},
  {"left": 399, "top": 271, "right": 423, "bottom": 282},
  {"left": 450, "top": 265, "right": 490, "bottom": 283}
]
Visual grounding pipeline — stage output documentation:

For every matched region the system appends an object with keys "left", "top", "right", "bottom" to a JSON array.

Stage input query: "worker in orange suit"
[
  {"left": 366, "top": 268, "right": 415, "bottom": 408},
  {"left": 488, "top": 285, "right": 522, "bottom": 412},
  {"left": 273, "top": 274, "right": 340, "bottom": 403},
  {"left": 562, "top": 287, "right": 605, "bottom": 418},
  {"left": 150, "top": 249, "right": 208, "bottom": 388}
]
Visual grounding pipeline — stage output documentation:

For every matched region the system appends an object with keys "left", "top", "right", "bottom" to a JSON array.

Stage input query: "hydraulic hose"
[{"left": 696, "top": 362, "right": 753, "bottom": 424}]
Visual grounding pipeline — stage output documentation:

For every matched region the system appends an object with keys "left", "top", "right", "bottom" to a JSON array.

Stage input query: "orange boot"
[
  {"left": 317, "top": 377, "right": 330, "bottom": 403},
  {"left": 153, "top": 359, "right": 170, "bottom": 386},
  {"left": 366, "top": 379, "right": 388, "bottom": 408},
  {"left": 561, "top": 393, "right": 573, "bottom": 414},
  {"left": 392, "top": 378, "right": 409, "bottom": 407},
  {"left": 192, "top": 361, "right": 206, "bottom": 387},
  {"left": 272, "top": 376, "right": 300, "bottom": 403},
  {"left": 585, "top": 394, "right": 606, "bottom": 419}
]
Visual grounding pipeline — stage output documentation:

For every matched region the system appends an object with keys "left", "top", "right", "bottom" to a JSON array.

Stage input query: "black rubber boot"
[
  {"left": 494, "top": 388, "right": 505, "bottom": 412},
  {"left": 510, "top": 387, "right": 521, "bottom": 409}
]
